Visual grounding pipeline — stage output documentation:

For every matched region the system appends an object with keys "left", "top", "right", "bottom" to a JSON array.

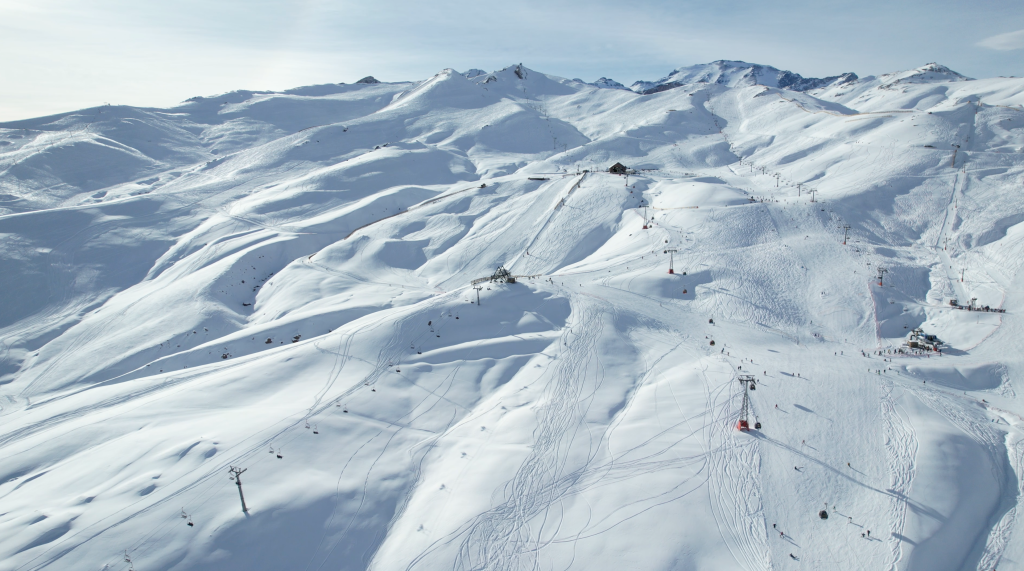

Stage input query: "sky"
[{"left": 1, "top": 0, "right": 1023, "bottom": 121}]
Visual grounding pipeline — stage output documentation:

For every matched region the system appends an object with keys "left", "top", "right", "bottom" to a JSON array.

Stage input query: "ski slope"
[{"left": 1, "top": 62, "right": 1023, "bottom": 571}]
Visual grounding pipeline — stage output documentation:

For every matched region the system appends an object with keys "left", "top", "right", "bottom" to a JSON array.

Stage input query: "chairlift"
[
  {"left": 305, "top": 420, "right": 310, "bottom": 429},
  {"left": 181, "top": 508, "right": 188, "bottom": 519},
  {"left": 269, "top": 446, "right": 274, "bottom": 454},
  {"left": 277, "top": 447, "right": 283, "bottom": 459},
  {"left": 343, "top": 406, "right": 348, "bottom": 413},
  {"left": 754, "top": 421, "right": 762, "bottom": 429},
  {"left": 187, "top": 515, "right": 194, "bottom": 527},
  {"left": 313, "top": 425, "right": 319, "bottom": 435},
  {"left": 750, "top": 382, "right": 756, "bottom": 390}
]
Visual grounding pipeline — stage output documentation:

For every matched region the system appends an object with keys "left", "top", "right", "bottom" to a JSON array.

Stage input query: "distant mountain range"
[{"left": 552, "top": 60, "right": 972, "bottom": 96}]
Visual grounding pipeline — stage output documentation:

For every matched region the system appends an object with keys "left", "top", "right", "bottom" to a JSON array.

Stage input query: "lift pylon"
[
  {"left": 736, "top": 374, "right": 757, "bottom": 431},
  {"left": 664, "top": 248, "right": 678, "bottom": 274}
]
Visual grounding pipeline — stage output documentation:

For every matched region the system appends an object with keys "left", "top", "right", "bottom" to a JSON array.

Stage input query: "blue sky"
[{"left": 2, "top": 0, "right": 1023, "bottom": 121}]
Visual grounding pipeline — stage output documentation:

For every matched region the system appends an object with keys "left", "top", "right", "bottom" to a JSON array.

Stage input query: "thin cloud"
[{"left": 978, "top": 29, "right": 1024, "bottom": 50}]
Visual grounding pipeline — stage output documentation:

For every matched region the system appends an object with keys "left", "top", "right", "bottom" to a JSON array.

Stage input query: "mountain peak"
[
  {"left": 630, "top": 61, "right": 858, "bottom": 94},
  {"left": 589, "top": 77, "right": 628, "bottom": 90},
  {"left": 879, "top": 63, "right": 972, "bottom": 86}
]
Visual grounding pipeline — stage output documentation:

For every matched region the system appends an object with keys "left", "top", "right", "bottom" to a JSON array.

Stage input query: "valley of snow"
[{"left": 1, "top": 61, "right": 1024, "bottom": 571}]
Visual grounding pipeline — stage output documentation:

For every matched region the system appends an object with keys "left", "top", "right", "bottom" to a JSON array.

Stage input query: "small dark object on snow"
[
  {"left": 819, "top": 510, "right": 828, "bottom": 519},
  {"left": 265, "top": 338, "right": 272, "bottom": 344},
  {"left": 242, "top": 302, "right": 251, "bottom": 307},
  {"left": 710, "top": 340, "right": 715, "bottom": 346},
  {"left": 292, "top": 335, "right": 301, "bottom": 343},
  {"left": 754, "top": 421, "right": 762, "bottom": 429},
  {"left": 709, "top": 318, "right": 714, "bottom": 324},
  {"left": 221, "top": 353, "right": 229, "bottom": 359}
]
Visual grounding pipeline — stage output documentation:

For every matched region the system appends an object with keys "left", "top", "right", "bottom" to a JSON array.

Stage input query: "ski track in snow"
[{"left": 880, "top": 379, "right": 918, "bottom": 571}]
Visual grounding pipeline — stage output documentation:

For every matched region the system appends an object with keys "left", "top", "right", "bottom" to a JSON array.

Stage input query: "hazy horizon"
[{"left": 2, "top": 0, "right": 1023, "bottom": 121}]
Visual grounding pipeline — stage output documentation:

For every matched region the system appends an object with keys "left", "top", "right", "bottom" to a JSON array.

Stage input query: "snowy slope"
[{"left": 1, "top": 62, "right": 1024, "bottom": 571}]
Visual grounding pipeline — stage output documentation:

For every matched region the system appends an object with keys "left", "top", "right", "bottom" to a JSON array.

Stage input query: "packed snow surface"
[{"left": 1, "top": 61, "right": 1024, "bottom": 571}]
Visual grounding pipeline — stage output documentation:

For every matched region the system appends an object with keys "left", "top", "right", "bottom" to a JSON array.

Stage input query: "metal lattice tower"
[{"left": 737, "top": 375, "right": 755, "bottom": 430}]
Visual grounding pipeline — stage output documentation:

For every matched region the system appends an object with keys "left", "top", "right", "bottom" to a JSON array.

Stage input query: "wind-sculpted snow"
[{"left": 0, "top": 61, "right": 1024, "bottom": 571}]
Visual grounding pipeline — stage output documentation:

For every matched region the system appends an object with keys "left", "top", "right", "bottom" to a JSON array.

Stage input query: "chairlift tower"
[
  {"left": 664, "top": 248, "right": 678, "bottom": 274},
  {"left": 473, "top": 285, "right": 482, "bottom": 306},
  {"left": 877, "top": 267, "right": 888, "bottom": 287},
  {"left": 736, "top": 375, "right": 757, "bottom": 431},
  {"left": 810, "top": 189, "right": 817, "bottom": 203},
  {"left": 842, "top": 225, "right": 851, "bottom": 245},
  {"left": 642, "top": 205, "right": 649, "bottom": 230},
  {"left": 228, "top": 466, "right": 249, "bottom": 513}
]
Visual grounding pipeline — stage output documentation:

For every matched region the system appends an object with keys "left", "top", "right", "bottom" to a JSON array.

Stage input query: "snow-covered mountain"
[
  {"left": 1, "top": 60, "right": 1024, "bottom": 571},
  {"left": 629, "top": 60, "right": 859, "bottom": 94},
  {"left": 586, "top": 77, "right": 629, "bottom": 90}
]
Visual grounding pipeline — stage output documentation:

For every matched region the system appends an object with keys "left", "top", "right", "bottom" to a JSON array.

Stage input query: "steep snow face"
[
  {"left": 631, "top": 60, "right": 858, "bottom": 94},
  {"left": 1, "top": 62, "right": 1024, "bottom": 571}
]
